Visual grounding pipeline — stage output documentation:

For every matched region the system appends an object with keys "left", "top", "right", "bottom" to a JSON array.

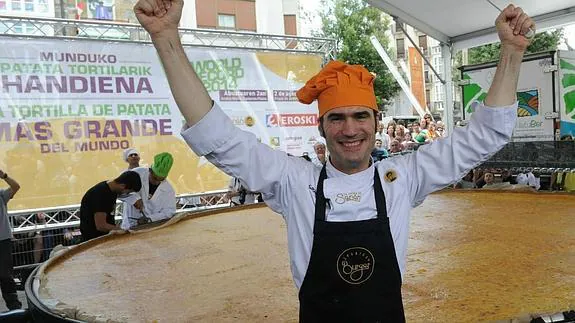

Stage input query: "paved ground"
[{"left": 0, "top": 290, "right": 28, "bottom": 313}]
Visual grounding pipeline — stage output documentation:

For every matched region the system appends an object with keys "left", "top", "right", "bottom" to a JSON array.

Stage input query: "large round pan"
[{"left": 21, "top": 191, "right": 575, "bottom": 322}]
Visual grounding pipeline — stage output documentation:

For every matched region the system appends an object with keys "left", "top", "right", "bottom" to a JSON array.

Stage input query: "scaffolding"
[{"left": 0, "top": 15, "right": 337, "bottom": 60}]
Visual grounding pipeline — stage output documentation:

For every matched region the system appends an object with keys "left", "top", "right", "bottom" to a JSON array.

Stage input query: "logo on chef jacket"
[
  {"left": 334, "top": 192, "right": 362, "bottom": 204},
  {"left": 231, "top": 115, "right": 255, "bottom": 127},
  {"left": 265, "top": 113, "right": 318, "bottom": 127},
  {"left": 245, "top": 116, "right": 255, "bottom": 127},
  {"left": 336, "top": 247, "right": 375, "bottom": 285},
  {"left": 384, "top": 169, "right": 398, "bottom": 183}
]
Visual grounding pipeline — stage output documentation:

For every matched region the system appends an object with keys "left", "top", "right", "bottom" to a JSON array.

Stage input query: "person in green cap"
[{"left": 120, "top": 152, "right": 177, "bottom": 230}]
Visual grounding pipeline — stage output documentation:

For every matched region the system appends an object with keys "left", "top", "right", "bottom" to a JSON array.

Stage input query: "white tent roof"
[{"left": 367, "top": 0, "right": 575, "bottom": 50}]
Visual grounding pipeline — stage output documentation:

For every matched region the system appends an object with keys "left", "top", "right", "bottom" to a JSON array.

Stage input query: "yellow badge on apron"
[{"left": 384, "top": 169, "right": 397, "bottom": 183}]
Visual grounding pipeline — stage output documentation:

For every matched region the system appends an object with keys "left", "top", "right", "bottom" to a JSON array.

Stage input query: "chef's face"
[
  {"left": 320, "top": 106, "right": 376, "bottom": 174},
  {"left": 149, "top": 169, "right": 166, "bottom": 186},
  {"left": 484, "top": 172, "right": 494, "bottom": 184},
  {"left": 127, "top": 153, "right": 140, "bottom": 165},
  {"left": 314, "top": 143, "right": 326, "bottom": 155}
]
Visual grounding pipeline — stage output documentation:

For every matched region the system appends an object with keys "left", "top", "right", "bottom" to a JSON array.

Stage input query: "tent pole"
[{"left": 442, "top": 43, "right": 454, "bottom": 136}]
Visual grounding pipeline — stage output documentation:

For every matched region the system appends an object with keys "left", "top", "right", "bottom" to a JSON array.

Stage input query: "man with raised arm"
[
  {"left": 134, "top": 1, "right": 533, "bottom": 320},
  {"left": 0, "top": 169, "right": 22, "bottom": 311}
]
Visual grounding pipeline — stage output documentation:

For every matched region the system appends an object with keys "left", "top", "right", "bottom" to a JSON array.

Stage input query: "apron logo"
[
  {"left": 336, "top": 247, "right": 375, "bottom": 285},
  {"left": 384, "top": 169, "right": 397, "bottom": 183}
]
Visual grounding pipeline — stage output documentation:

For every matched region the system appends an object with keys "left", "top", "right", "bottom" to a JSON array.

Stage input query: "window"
[
  {"left": 434, "top": 101, "right": 444, "bottom": 111},
  {"left": 435, "top": 83, "right": 444, "bottom": 102},
  {"left": 418, "top": 35, "right": 427, "bottom": 54},
  {"left": 8, "top": 22, "right": 35, "bottom": 34},
  {"left": 24, "top": 23, "right": 35, "bottom": 34},
  {"left": 432, "top": 46, "right": 441, "bottom": 55},
  {"left": 396, "top": 38, "right": 405, "bottom": 59},
  {"left": 394, "top": 22, "right": 407, "bottom": 33},
  {"left": 37, "top": 0, "right": 48, "bottom": 12},
  {"left": 218, "top": 14, "right": 236, "bottom": 29},
  {"left": 94, "top": 2, "right": 113, "bottom": 20},
  {"left": 433, "top": 56, "right": 444, "bottom": 76},
  {"left": 0, "top": 0, "right": 6, "bottom": 10},
  {"left": 11, "top": 0, "right": 21, "bottom": 10},
  {"left": 426, "top": 89, "right": 431, "bottom": 105},
  {"left": 24, "top": 0, "right": 33, "bottom": 11},
  {"left": 424, "top": 70, "right": 430, "bottom": 83}
]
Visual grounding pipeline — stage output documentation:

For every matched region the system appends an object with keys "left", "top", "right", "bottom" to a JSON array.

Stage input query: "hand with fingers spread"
[
  {"left": 134, "top": 0, "right": 183, "bottom": 38},
  {"left": 133, "top": 199, "right": 144, "bottom": 211},
  {"left": 495, "top": 4, "right": 535, "bottom": 52}
]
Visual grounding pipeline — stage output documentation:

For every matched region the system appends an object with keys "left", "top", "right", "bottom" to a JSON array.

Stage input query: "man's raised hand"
[
  {"left": 134, "top": 0, "right": 183, "bottom": 38},
  {"left": 495, "top": 5, "right": 535, "bottom": 52}
]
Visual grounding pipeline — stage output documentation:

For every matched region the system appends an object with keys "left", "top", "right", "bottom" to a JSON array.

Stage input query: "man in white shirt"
[
  {"left": 121, "top": 152, "right": 177, "bottom": 230},
  {"left": 516, "top": 170, "right": 541, "bottom": 190},
  {"left": 134, "top": 1, "right": 533, "bottom": 320},
  {"left": 310, "top": 142, "right": 327, "bottom": 167}
]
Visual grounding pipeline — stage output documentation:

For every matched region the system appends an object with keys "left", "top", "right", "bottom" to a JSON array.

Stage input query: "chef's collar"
[{"left": 326, "top": 157, "right": 375, "bottom": 179}]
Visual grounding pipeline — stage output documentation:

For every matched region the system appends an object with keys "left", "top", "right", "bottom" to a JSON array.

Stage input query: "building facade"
[
  {"left": 0, "top": 0, "right": 55, "bottom": 35},
  {"left": 182, "top": 0, "right": 300, "bottom": 36},
  {"left": 388, "top": 19, "right": 464, "bottom": 121}
]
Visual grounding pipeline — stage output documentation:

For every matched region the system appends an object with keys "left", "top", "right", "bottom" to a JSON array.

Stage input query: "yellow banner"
[{"left": 0, "top": 38, "right": 323, "bottom": 210}]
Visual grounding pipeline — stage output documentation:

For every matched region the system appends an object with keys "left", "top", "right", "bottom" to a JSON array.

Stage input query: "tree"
[
  {"left": 309, "top": 0, "right": 401, "bottom": 110},
  {"left": 467, "top": 29, "right": 564, "bottom": 65}
]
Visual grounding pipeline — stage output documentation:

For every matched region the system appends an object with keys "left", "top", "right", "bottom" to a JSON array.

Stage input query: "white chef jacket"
[
  {"left": 229, "top": 177, "right": 257, "bottom": 205},
  {"left": 121, "top": 167, "right": 177, "bottom": 230},
  {"left": 181, "top": 102, "right": 517, "bottom": 289},
  {"left": 516, "top": 172, "right": 540, "bottom": 190},
  {"left": 376, "top": 132, "right": 391, "bottom": 150}
]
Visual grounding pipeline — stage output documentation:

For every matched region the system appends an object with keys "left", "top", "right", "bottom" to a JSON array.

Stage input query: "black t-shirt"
[
  {"left": 149, "top": 182, "right": 159, "bottom": 198},
  {"left": 80, "top": 181, "right": 118, "bottom": 241}
]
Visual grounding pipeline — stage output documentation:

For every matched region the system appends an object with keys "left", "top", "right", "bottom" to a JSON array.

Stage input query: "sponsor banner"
[
  {"left": 462, "top": 56, "right": 554, "bottom": 141},
  {"left": 558, "top": 51, "right": 575, "bottom": 138},
  {"left": 0, "top": 37, "right": 323, "bottom": 210},
  {"left": 266, "top": 113, "right": 318, "bottom": 127}
]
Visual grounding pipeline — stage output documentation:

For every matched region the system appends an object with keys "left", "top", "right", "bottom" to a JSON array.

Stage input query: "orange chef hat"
[{"left": 296, "top": 60, "right": 378, "bottom": 117}]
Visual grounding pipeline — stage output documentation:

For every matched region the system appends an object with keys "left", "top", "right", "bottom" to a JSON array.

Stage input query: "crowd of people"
[
  {"left": 372, "top": 113, "right": 446, "bottom": 160},
  {"left": 296, "top": 112, "right": 447, "bottom": 164},
  {"left": 453, "top": 166, "right": 575, "bottom": 192}
]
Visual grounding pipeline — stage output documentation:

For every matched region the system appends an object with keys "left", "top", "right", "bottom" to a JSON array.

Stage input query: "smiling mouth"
[{"left": 339, "top": 140, "right": 364, "bottom": 149}]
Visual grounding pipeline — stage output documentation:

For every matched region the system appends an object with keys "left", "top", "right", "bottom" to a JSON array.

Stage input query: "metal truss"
[
  {"left": 9, "top": 190, "right": 231, "bottom": 235},
  {"left": 0, "top": 15, "right": 336, "bottom": 60}
]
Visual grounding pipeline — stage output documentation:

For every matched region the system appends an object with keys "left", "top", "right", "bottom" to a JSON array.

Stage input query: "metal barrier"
[
  {"left": 379, "top": 140, "right": 575, "bottom": 169},
  {"left": 482, "top": 141, "right": 575, "bottom": 169},
  {"left": 8, "top": 190, "right": 231, "bottom": 271}
]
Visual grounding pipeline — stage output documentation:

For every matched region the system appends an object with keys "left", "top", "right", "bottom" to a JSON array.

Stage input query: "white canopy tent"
[{"left": 366, "top": 0, "right": 575, "bottom": 133}]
